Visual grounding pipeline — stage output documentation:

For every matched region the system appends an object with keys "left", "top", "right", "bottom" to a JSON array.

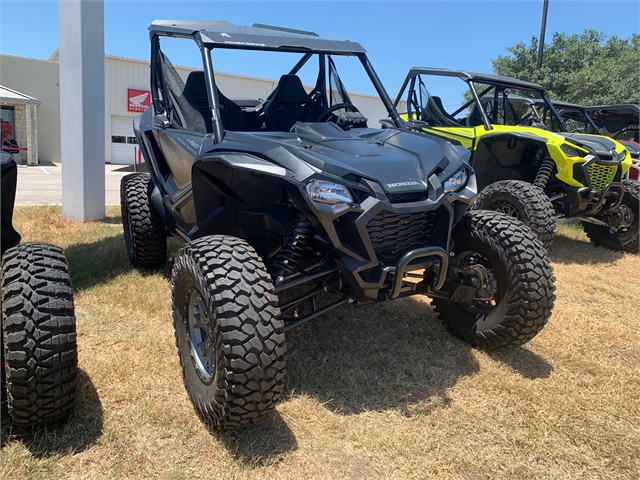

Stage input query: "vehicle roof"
[
  {"left": 549, "top": 99, "right": 585, "bottom": 111},
  {"left": 405, "top": 67, "right": 544, "bottom": 90},
  {"left": 584, "top": 104, "right": 640, "bottom": 114},
  {"left": 149, "top": 20, "right": 367, "bottom": 54},
  {"left": 480, "top": 93, "right": 541, "bottom": 106},
  {"left": 481, "top": 93, "right": 584, "bottom": 111}
]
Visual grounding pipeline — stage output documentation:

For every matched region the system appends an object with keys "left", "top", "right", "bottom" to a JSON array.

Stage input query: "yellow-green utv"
[{"left": 393, "top": 68, "right": 637, "bottom": 252}]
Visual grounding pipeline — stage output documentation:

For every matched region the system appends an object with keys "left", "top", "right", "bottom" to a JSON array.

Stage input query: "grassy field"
[{"left": 1, "top": 206, "right": 638, "bottom": 480}]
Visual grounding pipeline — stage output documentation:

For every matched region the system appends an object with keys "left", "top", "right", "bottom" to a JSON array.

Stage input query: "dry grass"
[{"left": 1, "top": 208, "right": 638, "bottom": 480}]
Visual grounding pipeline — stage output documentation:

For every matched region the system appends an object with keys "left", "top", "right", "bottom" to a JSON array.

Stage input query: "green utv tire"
[
  {"left": 120, "top": 173, "right": 167, "bottom": 268},
  {"left": 1, "top": 242, "right": 78, "bottom": 427},
  {"left": 433, "top": 210, "right": 556, "bottom": 350},
  {"left": 471, "top": 180, "right": 556, "bottom": 249},
  {"left": 172, "top": 235, "right": 286, "bottom": 430},
  {"left": 582, "top": 180, "right": 640, "bottom": 253}
]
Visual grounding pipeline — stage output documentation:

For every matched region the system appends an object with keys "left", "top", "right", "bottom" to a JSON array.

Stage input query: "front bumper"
[
  {"left": 287, "top": 174, "right": 473, "bottom": 303},
  {"left": 565, "top": 182, "right": 626, "bottom": 217}
]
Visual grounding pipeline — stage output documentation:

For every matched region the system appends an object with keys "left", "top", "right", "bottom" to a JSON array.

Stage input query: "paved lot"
[{"left": 15, "top": 162, "right": 141, "bottom": 206}]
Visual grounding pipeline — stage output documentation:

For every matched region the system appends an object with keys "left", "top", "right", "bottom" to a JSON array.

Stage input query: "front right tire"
[
  {"left": 433, "top": 210, "right": 556, "bottom": 350},
  {"left": 582, "top": 180, "right": 639, "bottom": 253},
  {"left": 171, "top": 235, "right": 286, "bottom": 430}
]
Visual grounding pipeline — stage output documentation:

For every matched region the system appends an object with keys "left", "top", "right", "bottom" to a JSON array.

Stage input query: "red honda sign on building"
[{"left": 127, "top": 89, "right": 151, "bottom": 113}]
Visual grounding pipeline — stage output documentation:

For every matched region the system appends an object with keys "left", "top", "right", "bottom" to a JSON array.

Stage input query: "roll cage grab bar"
[
  {"left": 397, "top": 72, "right": 570, "bottom": 132},
  {"left": 149, "top": 31, "right": 405, "bottom": 144}
]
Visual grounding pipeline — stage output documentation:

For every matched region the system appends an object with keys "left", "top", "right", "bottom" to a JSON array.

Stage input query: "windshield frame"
[{"left": 150, "top": 30, "right": 405, "bottom": 143}]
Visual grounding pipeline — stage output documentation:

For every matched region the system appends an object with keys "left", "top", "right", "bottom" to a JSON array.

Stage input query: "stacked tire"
[{"left": 1, "top": 242, "right": 78, "bottom": 427}]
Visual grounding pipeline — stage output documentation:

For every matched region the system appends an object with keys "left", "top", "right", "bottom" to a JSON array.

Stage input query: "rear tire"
[
  {"left": 582, "top": 180, "right": 639, "bottom": 253},
  {"left": 1, "top": 242, "right": 78, "bottom": 427},
  {"left": 120, "top": 173, "right": 167, "bottom": 268},
  {"left": 472, "top": 180, "right": 556, "bottom": 249},
  {"left": 171, "top": 235, "right": 285, "bottom": 430},
  {"left": 433, "top": 210, "right": 555, "bottom": 350}
]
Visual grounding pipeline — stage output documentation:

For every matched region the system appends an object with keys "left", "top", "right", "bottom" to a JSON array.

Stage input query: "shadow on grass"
[
  {"left": 282, "top": 295, "right": 553, "bottom": 418},
  {"left": 488, "top": 348, "right": 553, "bottom": 379},
  {"left": 1, "top": 369, "right": 103, "bottom": 457},
  {"left": 217, "top": 410, "right": 298, "bottom": 467},
  {"left": 283, "top": 297, "right": 477, "bottom": 417},
  {"left": 550, "top": 225, "right": 624, "bottom": 265},
  {"left": 64, "top": 232, "right": 181, "bottom": 291},
  {"left": 98, "top": 214, "right": 124, "bottom": 225}
]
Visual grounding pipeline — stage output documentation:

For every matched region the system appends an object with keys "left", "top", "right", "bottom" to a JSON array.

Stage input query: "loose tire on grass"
[
  {"left": 582, "top": 180, "right": 640, "bottom": 253},
  {"left": 471, "top": 180, "right": 556, "bottom": 249},
  {"left": 1, "top": 242, "right": 78, "bottom": 427},
  {"left": 120, "top": 173, "right": 167, "bottom": 268},
  {"left": 171, "top": 235, "right": 285, "bottom": 430},
  {"left": 432, "top": 210, "right": 556, "bottom": 350}
]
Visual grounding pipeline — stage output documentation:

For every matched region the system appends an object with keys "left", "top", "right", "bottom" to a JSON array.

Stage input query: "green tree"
[{"left": 492, "top": 30, "right": 640, "bottom": 105}]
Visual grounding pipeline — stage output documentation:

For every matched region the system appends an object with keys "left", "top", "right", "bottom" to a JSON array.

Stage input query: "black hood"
[
  {"left": 564, "top": 133, "right": 619, "bottom": 158},
  {"left": 207, "top": 123, "right": 470, "bottom": 194}
]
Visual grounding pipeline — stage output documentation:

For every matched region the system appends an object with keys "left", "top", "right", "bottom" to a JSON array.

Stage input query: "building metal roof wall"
[{"left": 2, "top": 52, "right": 406, "bottom": 163}]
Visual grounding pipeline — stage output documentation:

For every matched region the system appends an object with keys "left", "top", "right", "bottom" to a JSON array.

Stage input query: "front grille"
[
  {"left": 588, "top": 163, "right": 617, "bottom": 190},
  {"left": 366, "top": 210, "right": 439, "bottom": 265},
  {"left": 386, "top": 191, "right": 428, "bottom": 204}
]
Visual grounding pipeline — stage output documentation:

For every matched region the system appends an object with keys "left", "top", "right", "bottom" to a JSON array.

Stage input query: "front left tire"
[{"left": 171, "top": 235, "right": 286, "bottom": 430}]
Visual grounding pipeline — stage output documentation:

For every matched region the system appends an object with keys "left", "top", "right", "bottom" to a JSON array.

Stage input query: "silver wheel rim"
[{"left": 186, "top": 287, "right": 215, "bottom": 383}]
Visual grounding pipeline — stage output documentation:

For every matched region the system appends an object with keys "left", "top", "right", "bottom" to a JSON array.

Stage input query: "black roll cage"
[
  {"left": 149, "top": 29, "right": 405, "bottom": 144},
  {"left": 395, "top": 70, "right": 569, "bottom": 132}
]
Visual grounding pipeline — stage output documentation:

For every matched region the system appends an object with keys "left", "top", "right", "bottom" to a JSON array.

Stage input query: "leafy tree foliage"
[{"left": 492, "top": 30, "right": 639, "bottom": 105}]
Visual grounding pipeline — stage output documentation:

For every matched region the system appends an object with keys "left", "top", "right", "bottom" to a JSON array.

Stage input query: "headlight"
[
  {"left": 560, "top": 144, "right": 584, "bottom": 157},
  {"left": 305, "top": 179, "right": 354, "bottom": 205},
  {"left": 617, "top": 149, "right": 627, "bottom": 161},
  {"left": 443, "top": 169, "right": 468, "bottom": 194}
]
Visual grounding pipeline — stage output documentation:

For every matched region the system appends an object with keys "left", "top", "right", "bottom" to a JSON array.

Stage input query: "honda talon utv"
[
  {"left": 121, "top": 21, "right": 555, "bottom": 430},
  {"left": 585, "top": 104, "right": 640, "bottom": 179},
  {"left": 393, "top": 68, "right": 638, "bottom": 252},
  {"left": 1, "top": 151, "right": 78, "bottom": 427},
  {"left": 493, "top": 96, "right": 639, "bottom": 180}
]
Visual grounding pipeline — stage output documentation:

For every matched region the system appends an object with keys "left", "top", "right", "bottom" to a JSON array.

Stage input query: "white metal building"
[{"left": 0, "top": 51, "right": 404, "bottom": 165}]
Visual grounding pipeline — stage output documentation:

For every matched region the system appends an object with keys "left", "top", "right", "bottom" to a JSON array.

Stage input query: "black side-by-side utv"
[
  {"left": 1, "top": 151, "right": 78, "bottom": 427},
  {"left": 121, "top": 21, "right": 556, "bottom": 430}
]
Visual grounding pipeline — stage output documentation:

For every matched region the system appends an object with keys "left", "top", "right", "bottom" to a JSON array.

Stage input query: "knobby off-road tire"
[
  {"left": 120, "top": 173, "right": 167, "bottom": 268},
  {"left": 582, "top": 180, "right": 640, "bottom": 253},
  {"left": 1, "top": 242, "right": 78, "bottom": 427},
  {"left": 472, "top": 180, "right": 556, "bottom": 249},
  {"left": 171, "top": 235, "right": 285, "bottom": 430},
  {"left": 433, "top": 210, "right": 556, "bottom": 350}
]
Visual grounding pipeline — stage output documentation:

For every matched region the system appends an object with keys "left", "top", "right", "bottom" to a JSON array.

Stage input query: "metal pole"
[
  {"left": 537, "top": 0, "right": 549, "bottom": 70},
  {"left": 59, "top": 0, "right": 106, "bottom": 221}
]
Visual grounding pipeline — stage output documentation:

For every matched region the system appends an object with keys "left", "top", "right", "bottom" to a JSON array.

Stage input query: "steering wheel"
[{"left": 317, "top": 103, "right": 361, "bottom": 123}]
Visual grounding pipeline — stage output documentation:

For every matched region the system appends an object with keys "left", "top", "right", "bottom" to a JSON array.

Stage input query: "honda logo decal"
[{"left": 128, "top": 89, "right": 151, "bottom": 113}]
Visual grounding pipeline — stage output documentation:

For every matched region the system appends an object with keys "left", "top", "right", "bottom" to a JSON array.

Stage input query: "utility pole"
[{"left": 537, "top": 0, "right": 550, "bottom": 70}]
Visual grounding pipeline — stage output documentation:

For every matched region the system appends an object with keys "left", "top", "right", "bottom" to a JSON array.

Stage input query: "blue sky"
[{"left": 1, "top": 0, "right": 638, "bottom": 99}]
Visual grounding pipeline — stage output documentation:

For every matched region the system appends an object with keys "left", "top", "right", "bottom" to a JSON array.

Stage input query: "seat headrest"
[
  {"left": 184, "top": 71, "right": 208, "bottom": 97},
  {"left": 275, "top": 75, "right": 308, "bottom": 98}
]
